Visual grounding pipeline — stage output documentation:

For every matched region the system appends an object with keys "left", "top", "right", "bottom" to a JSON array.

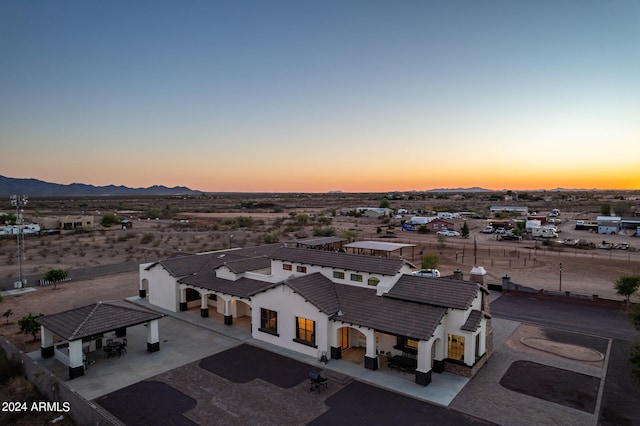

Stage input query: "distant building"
[
  {"left": 40, "top": 215, "right": 94, "bottom": 230},
  {"left": 355, "top": 207, "right": 393, "bottom": 218},
  {"left": 489, "top": 206, "right": 528, "bottom": 217}
]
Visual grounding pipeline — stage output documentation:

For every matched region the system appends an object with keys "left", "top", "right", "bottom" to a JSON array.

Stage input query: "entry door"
[{"left": 339, "top": 328, "right": 349, "bottom": 351}]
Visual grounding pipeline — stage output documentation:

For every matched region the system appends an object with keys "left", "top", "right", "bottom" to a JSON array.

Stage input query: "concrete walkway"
[{"left": 125, "top": 296, "right": 470, "bottom": 407}]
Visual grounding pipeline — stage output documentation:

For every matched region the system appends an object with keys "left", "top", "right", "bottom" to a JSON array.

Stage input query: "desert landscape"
[{"left": 1, "top": 190, "right": 639, "bottom": 353}]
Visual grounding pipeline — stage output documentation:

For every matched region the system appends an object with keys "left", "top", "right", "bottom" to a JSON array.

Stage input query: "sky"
[{"left": 1, "top": 0, "right": 639, "bottom": 193}]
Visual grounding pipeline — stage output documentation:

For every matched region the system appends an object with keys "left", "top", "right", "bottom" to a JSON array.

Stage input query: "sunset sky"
[{"left": 1, "top": 1, "right": 639, "bottom": 193}]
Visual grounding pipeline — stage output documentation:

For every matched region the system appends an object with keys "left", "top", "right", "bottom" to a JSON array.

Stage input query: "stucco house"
[{"left": 139, "top": 244, "right": 492, "bottom": 386}]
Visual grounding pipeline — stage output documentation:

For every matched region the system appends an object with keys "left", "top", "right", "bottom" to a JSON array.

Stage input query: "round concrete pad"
[
  {"left": 95, "top": 380, "right": 197, "bottom": 425},
  {"left": 521, "top": 337, "right": 604, "bottom": 361},
  {"left": 500, "top": 360, "right": 600, "bottom": 413}
]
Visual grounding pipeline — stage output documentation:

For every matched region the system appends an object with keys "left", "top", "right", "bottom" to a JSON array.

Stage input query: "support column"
[
  {"left": 364, "top": 329, "right": 378, "bottom": 370},
  {"left": 40, "top": 326, "right": 54, "bottom": 358},
  {"left": 414, "top": 340, "right": 432, "bottom": 386},
  {"left": 200, "top": 294, "right": 209, "bottom": 318},
  {"left": 68, "top": 340, "right": 84, "bottom": 379},
  {"left": 223, "top": 299, "right": 233, "bottom": 325},
  {"left": 139, "top": 278, "right": 147, "bottom": 298},
  {"left": 147, "top": 319, "right": 160, "bottom": 352},
  {"left": 179, "top": 288, "right": 187, "bottom": 311},
  {"left": 329, "top": 323, "right": 340, "bottom": 360}
]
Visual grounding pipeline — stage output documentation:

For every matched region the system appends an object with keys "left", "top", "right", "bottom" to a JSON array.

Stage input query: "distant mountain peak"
[
  {"left": 426, "top": 187, "right": 491, "bottom": 193},
  {"left": 0, "top": 175, "right": 201, "bottom": 197}
]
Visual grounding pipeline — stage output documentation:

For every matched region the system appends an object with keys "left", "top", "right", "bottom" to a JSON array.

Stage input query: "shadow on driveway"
[
  {"left": 310, "top": 381, "right": 494, "bottom": 426},
  {"left": 199, "top": 343, "right": 316, "bottom": 388},
  {"left": 95, "top": 380, "right": 197, "bottom": 425}
]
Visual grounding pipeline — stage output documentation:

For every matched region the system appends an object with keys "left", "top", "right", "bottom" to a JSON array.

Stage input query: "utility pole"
[
  {"left": 559, "top": 262, "right": 563, "bottom": 292},
  {"left": 10, "top": 194, "right": 28, "bottom": 288}
]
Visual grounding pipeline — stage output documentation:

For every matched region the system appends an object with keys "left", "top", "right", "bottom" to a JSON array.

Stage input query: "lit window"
[
  {"left": 333, "top": 271, "right": 345, "bottom": 279},
  {"left": 367, "top": 277, "right": 380, "bottom": 286},
  {"left": 283, "top": 264, "right": 292, "bottom": 271},
  {"left": 260, "top": 308, "right": 278, "bottom": 335},
  {"left": 350, "top": 274, "right": 363, "bottom": 282},
  {"left": 295, "top": 317, "right": 316, "bottom": 346},
  {"left": 448, "top": 334, "right": 465, "bottom": 361},
  {"left": 396, "top": 336, "right": 419, "bottom": 353}
]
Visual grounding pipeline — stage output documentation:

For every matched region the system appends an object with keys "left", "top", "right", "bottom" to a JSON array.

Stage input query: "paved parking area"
[
  {"left": 96, "top": 344, "right": 493, "bottom": 426},
  {"left": 30, "top": 293, "right": 640, "bottom": 425}
]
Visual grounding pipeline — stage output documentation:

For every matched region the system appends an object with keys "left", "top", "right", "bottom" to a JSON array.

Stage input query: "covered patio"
[{"left": 35, "top": 300, "right": 164, "bottom": 379}]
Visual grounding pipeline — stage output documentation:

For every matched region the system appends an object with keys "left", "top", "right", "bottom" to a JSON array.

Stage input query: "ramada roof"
[
  {"left": 269, "top": 246, "right": 405, "bottom": 276},
  {"left": 35, "top": 301, "right": 163, "bottom": 341},
  {"left": 287, "top": 273, "right": 449, "bottom": 340}
]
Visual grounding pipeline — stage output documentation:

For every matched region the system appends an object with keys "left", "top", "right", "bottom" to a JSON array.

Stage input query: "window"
[
  {"left": 350, "top": 274, "right": 363, "bottom": 282},
  {"left": 367, "top": 277, "right": 380, "bottom": 286},
  {"left": 283, "top": 264, "right": 292, "bottom": 271},
  {"left": 295, "top": 317, "right": 316, "bottom": 347},
  {"left": 448, "top": 334, "right": 465, "bottom": 361},
  {"left": 260, "top": 308, "right": 278, "bottom": 335},
  {"left": 395, "top": 336, "right": 419, "bottom": 354},
  {"left": 297, "top": 265, "right": 307, "bottom": 273},
  {"left": 333, "top": 271, "right": 345, "bottom": 279}
]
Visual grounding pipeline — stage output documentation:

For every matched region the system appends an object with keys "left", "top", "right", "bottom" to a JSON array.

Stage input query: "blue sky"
[{"left": 1, "top": 1, "right": 639, "bottom": 192}]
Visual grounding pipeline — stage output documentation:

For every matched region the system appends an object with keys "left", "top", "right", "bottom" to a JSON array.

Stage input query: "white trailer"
[{"left": 530, "top": 226, "right": 558, "bottom": 238}]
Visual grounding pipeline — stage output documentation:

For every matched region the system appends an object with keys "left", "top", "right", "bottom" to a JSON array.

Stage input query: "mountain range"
[{"left": 0, "top": 176, "right": 201, "bottom": 197}]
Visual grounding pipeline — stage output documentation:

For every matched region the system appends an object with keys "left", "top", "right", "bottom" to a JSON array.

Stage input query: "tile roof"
[
  {"left": 286, "top": 273, "right": 445, "bottom": 340},
  {"left": 224, "top": 256, "right": 271, "bottom": 273},
  {"left": 333, "top": 284, "right": 446, "bottom": 340},
  {"left": 384, "top": 275, "right": 479, "bottom": 310},
  {"left": 148, "top": 244, "right": 285, "bottom": 277},
  {"left": 286, "top": 273, "right": 340, "bottom": 315},
  {"left": 180, "top": 270, "right": 277, "bottom": 299},
  {"left": 270, "top": 247, "right": 405, "bottom": 275},
  {"left": 461, "top": 309, "right": 483, "bottom": 332},
  {"left": 35, "top": 301, "right": 163, "bottom": 341}
]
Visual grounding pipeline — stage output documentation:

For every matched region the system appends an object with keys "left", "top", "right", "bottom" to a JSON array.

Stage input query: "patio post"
[
  {"left": 40, "top": 326, "right": 54, "bottom": 358},
  {"left": 147, "top": 319, "right": 160, "bottom": 352}
]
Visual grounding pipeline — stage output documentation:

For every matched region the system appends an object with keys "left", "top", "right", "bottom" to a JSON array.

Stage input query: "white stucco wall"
[
  {"left": 269, "top": 258, "right": 401, "bottom": 292},
  {"left": 140, "top": 263, "right": 180, "bottom": 312},
  {"left": 251, "top": 284, "right": 330, "bottom": 359}
]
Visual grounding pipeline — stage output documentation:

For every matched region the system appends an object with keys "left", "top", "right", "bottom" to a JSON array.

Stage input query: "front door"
[{"left": 339, "top": 327, "right": 349, "bottom": 351}]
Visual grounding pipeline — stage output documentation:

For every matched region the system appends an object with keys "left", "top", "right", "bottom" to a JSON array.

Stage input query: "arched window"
[{"left": 367, "top": 277, "right": 380, "bottom": 286}]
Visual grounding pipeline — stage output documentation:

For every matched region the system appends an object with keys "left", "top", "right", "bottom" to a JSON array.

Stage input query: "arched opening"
[
  {"left": 338, "top": 327, "right": 366, "bottom": 364},
  {"left": 185, "top": 288, "right": 201, "bottom": 310}
]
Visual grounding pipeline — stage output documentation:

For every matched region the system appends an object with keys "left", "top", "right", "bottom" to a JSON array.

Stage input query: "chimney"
[{"left": 453, "top": 269, "right": 463, "bottom": 281}]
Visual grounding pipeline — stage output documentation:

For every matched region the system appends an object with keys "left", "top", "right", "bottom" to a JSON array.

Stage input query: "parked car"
[
  {"left": 482, "top": 226, "right": 494, "bottom": 234},
  {"left": 615, "top": 242, "right": 630, "bottom": 250},
  {"left": 495, "top": 228, "right": 506, "bottom": 234},
  {"left": 598, "top": 241, "right": 613, "bottom": 250},
  {"left": 499, "top": 233, "right": 521, "bottom": 241},
  {"left": 412, "top": 269, "right": 441, "bottom": 277},
  {"left": 436, "top": 230, "right": 460, "bottom": 237}
]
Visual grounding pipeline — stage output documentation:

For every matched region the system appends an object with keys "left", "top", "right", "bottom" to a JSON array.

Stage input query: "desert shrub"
[
  {"left": 313, "top": 226, "right": 336, "bottom": 237},
  {"left": 117, "top": 233, "right": 136, "bottom": 242},
  {"left": 317, "top": 216, "right": 332, "bottom": 226},
  {"left": 141, "top": 233, "right": 155, "bottom": 244},
  {"left": 101, "top": 214, "right": 120, "bottom": 227},
  {"left": 263, "top": 231, "right": 280, "bottom": 244}
]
